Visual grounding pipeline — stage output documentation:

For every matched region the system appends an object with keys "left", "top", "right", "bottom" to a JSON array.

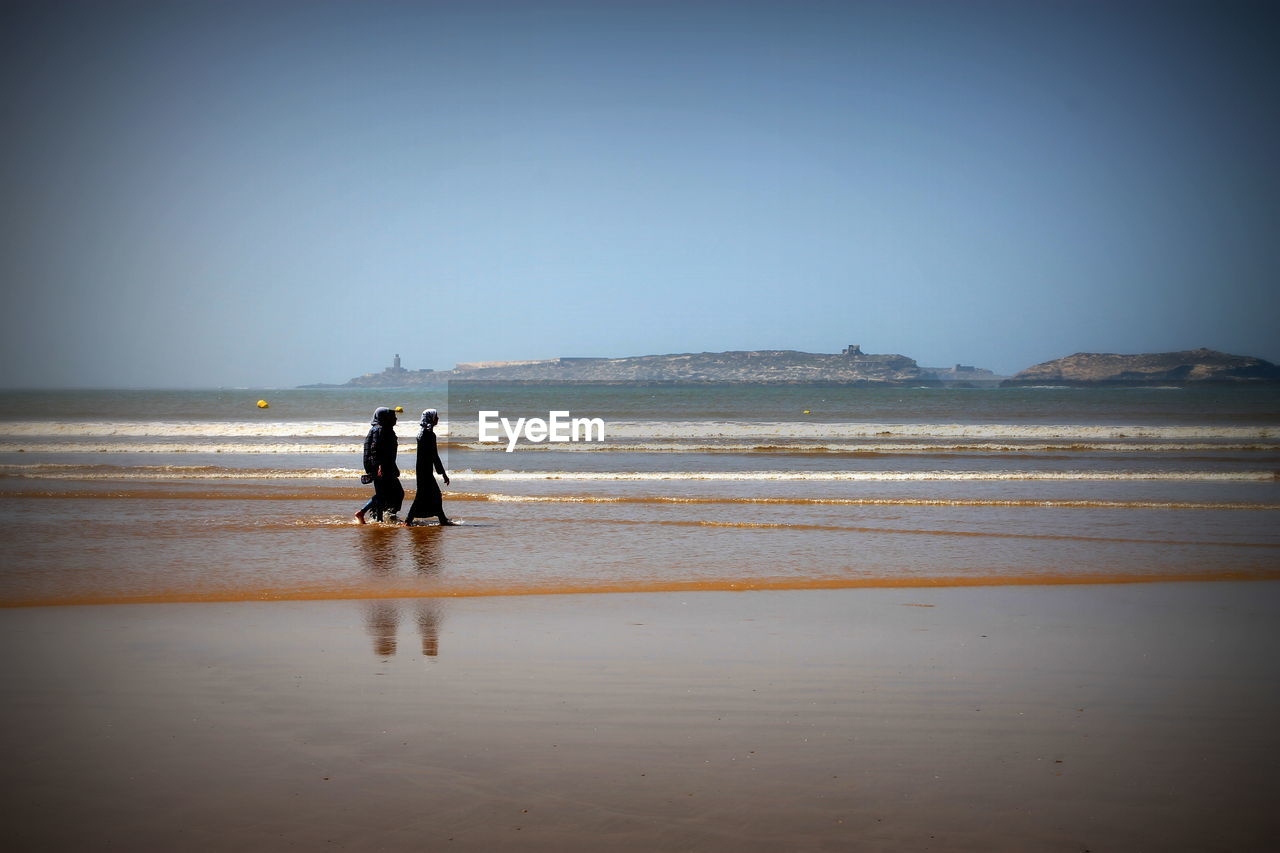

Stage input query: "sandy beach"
[
  {"left": 2, "top": 387, "right": 1277, "bottom": 849},
  {"left": 6, "top": 0, "right": 1280, "bottom": 847},
  {"left": 3, "top": 582, "right": 1277, "bottom": 851}
]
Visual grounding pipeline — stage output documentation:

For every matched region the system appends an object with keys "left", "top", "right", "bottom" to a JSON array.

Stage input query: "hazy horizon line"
[{"left": 4, "top": 340, "right": 1280, "bottom": 392}]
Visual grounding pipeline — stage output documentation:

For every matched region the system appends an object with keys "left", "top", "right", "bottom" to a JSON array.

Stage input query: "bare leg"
[{"left": 354, "top": 509, "right": 367, "bottom": 524}]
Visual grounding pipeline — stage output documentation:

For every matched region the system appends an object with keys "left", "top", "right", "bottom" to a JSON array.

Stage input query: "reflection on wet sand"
[
  {"left": 364, "top": 600, "right": 400, "bottom": 656},
  {"left": 355, "top": 526, "right": 399, "bottom": 575},
  {"left": 409, "top": 527, "right": 443, "bottom": 577},
  {"left": 415, "top": 600, "right": 442, "bottom": 656},
  {"left": 364, "top": 599, "right": 444, "bottom": 659},
  {"left": 358, "top": 525, "right": 446, "bottom": 658}
]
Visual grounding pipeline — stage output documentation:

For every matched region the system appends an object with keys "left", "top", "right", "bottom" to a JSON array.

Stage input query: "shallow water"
[
  {"left": 1, "top": 479, "right": 1276, "bottom": 606},
  {"left": 1, "top": 385, "right": 1277, "bottom": 606}
]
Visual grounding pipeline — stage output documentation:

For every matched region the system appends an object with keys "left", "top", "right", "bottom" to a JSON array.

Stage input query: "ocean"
[{"left": 1, "top": 383, "right": 1277, "bottom": 605}]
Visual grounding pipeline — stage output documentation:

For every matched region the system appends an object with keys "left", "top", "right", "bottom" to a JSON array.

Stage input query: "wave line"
[{"left": 6, "top": 569, "right": 1280, "bottom": 608}]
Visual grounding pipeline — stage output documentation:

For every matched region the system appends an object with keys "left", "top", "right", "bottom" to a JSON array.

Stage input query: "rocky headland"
[
  {"left": 305, "top": 346, "right": 1277, "bottom": 389},
  {"left": 1004, "top": 348, "right": 1280, "bottom": 386},
  {"left": 310, "top": 346, "right": 1006, "bottom": 387}
]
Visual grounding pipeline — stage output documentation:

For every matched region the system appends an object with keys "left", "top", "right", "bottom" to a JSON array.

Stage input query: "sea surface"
[{"left": 1, "top": 383, "right": 1277, "bottom": 605}]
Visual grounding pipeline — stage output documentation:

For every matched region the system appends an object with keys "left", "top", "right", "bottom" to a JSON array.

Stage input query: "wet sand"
[
  {"left": 2, "top": 583, "right": 1278, "bottom": 851},
  {"left": 2, "top": 481, "right": 1278, "bottom": 606}
]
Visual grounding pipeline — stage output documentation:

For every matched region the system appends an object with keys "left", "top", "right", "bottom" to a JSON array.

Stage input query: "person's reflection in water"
[
  {"left": 409, "top": 527, "right": 445, "bottom": 657},
  {"left": 357, "top": 525, "right": 447, "bottom": 658},
  {"left": 358, "top": 526, "right": 402, "bottom": 658},
  {"left": 355, "top": 525, "right": 400, "bottom": 576},
  {"left": 409, "top": 526, "right": 443, "bottom": 577},
  {"left": 415, "top": 600, "right": 442, "bottom": 657},
  {"left": 365, "top": 600, "right": 400, "bottom": 658}
]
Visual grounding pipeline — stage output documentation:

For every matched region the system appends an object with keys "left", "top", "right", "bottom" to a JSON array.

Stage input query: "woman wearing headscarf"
[
  {"left": 355, "top": 406, "right": 404, "bottom": 524},
  {"left": 403, "top": 409, "right": 455, "bottom": 526}
]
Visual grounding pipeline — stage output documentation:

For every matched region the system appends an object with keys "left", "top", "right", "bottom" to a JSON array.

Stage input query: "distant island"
[
  {"left": 302, "top": 346, "right": 1279, "bottom": 389},
  {"left": 1003, "top": 348, "right": 1280, "bottom": 386},
  {"left": 302, "top": 346, "right": 1008, "bottom": 388}
]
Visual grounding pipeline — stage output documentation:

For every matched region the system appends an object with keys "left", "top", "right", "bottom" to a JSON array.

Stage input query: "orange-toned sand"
[
  {"left": 5, "top": 567, "right": 1280, "bottom": 608},
  {"left": 2, "top": 584, "right": 1277, "bottom": 850}
]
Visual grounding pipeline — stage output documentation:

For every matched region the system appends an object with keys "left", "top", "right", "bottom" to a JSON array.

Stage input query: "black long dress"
[
  {"left": 404, "top": 428, "right": 449, "bottom": 524},
  {"left": 361, "top": 409, "right": 403, "bottom": 521}
]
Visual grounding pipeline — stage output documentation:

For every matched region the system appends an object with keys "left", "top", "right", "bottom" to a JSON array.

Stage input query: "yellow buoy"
[
  {"left": 257, "top": 400, "right": 269, "bottom": 409},
  {"left": 803, "top": 410, "right": 811, "bottom": 414},
  {"left": 394, "top": 406, "right": 404, "bottom": 413}
]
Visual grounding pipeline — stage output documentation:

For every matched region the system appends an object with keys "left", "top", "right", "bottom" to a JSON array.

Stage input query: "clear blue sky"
[{"left": 2, "top": 0, "right": 1277, "bottom": 387}]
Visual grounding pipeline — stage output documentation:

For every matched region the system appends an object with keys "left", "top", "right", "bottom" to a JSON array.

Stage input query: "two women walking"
[{"left": 355, "top": 407, "right": 454, "bottom": 526}]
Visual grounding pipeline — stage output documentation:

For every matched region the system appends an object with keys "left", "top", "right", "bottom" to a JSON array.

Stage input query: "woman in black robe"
[
  {"left": 403, "top": 409, "right": 455, "bottom": 526},
  {"left": 355, "top": 406, "right": 404, "bottom": 524}
]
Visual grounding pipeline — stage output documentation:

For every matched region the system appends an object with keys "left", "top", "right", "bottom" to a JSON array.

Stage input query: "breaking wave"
[
  {"left": 3, "top": 439, "right": 1277, "bottom": 456},
  {"left": 1, "top": 464, "right": 1275, "bottom": 483},
  {"left": 1, "top": 420, "right": 1275, "bottom": 442}
]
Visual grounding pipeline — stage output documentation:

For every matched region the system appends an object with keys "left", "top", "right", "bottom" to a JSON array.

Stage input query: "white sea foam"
[
  {"left": 2, "top": 438, "right": 1275, "bottom": 456},
  {"left": 0, "top": 442, "right": 363, "bottom": 454},
  {"left": 0, "top": 465, "right": 368, "bottom": 480},
  {"left": 453, "top": 441, "right": 1279, "bottom": 454},
  {"left": 1, "top": 464, "right": 1273, "bottom": 482},
  {"left": 0, "top": 421, "right": 386, "bottom": 438},
  {"left": 592, "top": 421, "right": 1279, "bottom": 440},
  {"left": 448, "top": 470, "right": 1277, "bottom": 482},
  {"left": 0, "top": 419, "right": 1275, "bottom": 443}
]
